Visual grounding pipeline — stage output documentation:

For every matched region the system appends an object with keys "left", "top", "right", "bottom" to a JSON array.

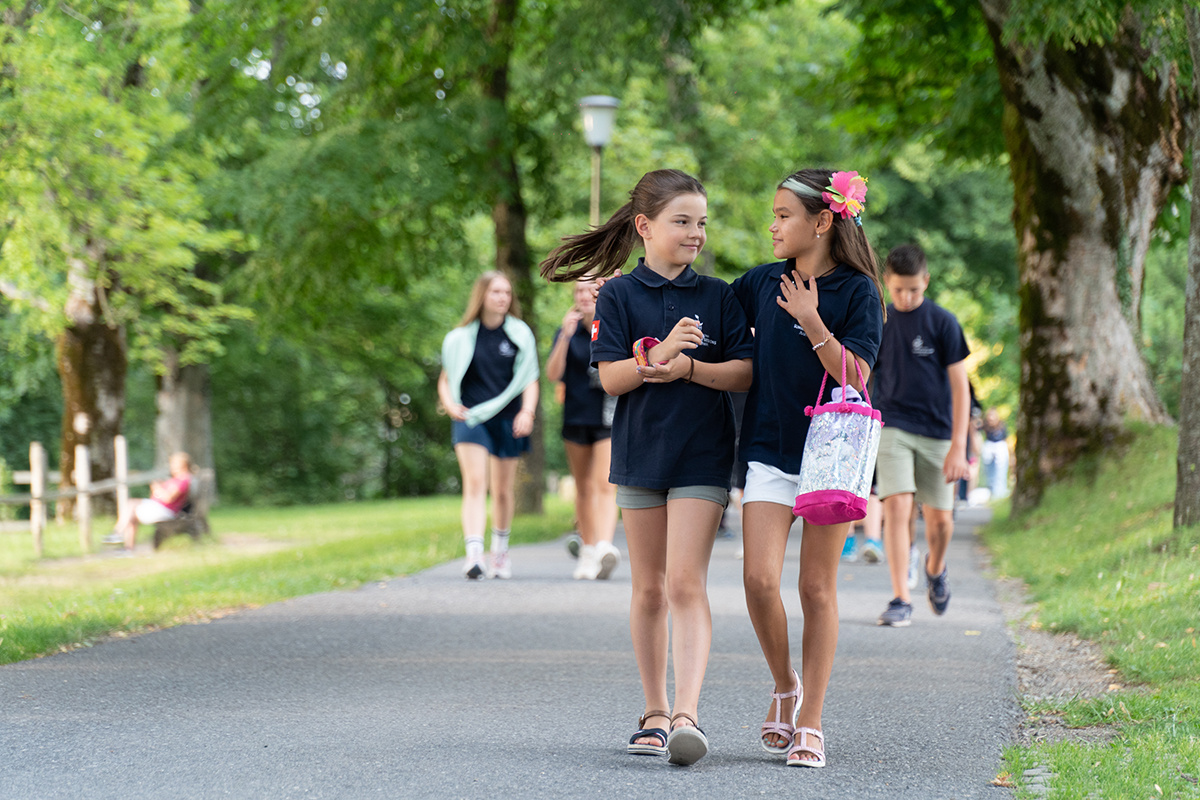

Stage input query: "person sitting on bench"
[{"left": 104, "top": 452, "right": 193, "bottom": 552}]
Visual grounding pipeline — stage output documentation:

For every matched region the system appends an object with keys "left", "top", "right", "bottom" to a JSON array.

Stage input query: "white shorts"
[
  {"left": 742, "top": 461, "right": 800, "bottom": 508},
  {"left": 135, "top": 500, "right": 178, "bottom": 524}
]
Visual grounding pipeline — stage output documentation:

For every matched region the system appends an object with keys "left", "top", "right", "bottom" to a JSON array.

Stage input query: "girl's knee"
[
  {"left": 632, "top": 583, "right": 668, "bottom": 615},
  {"left": 798, "top": 578, "right": 837, "bottom": 613},
  {"left": 665, "top": 572, "right": 708, "bottom": 609},
  {"left": 743, "top": 568, "right": 782, "bottom": 605}
]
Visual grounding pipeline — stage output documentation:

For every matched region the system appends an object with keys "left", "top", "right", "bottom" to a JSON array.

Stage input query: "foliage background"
[{"left": 0, "top": 0, "right": 1188, "bottom": 504}]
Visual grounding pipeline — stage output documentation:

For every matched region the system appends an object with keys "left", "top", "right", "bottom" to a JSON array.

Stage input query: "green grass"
[
  {"left": 0, "top": 495, "right": 575, "bottom": 665},
  {"left": 984, "top": 425, "right": 1200, "bottom": 799}
]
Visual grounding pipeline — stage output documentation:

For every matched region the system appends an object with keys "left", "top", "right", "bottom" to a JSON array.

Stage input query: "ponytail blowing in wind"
[{"left": 540, "top": 169, "right": 707, "bottom": 282}]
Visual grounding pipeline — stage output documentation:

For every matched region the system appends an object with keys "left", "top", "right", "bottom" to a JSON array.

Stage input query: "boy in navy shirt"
[{"left": 873, "top": 244, "right": 970, "bottom": 627}]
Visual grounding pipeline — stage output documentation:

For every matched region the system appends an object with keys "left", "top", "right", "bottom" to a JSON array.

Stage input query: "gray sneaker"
[
  {"left": 926, "top": 557, "right": 950, "bottom": 615},
  {"left": 565, "top": 533, "right": 582, "bottom": 559},
  {"left": 877, "top": 597, "right": 913, "bottom": 627}
]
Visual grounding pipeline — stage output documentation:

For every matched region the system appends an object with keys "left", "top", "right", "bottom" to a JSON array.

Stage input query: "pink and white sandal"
[
  {"left": 761, "top": 669, "right": 802, "bottom": 755},
  {"left": 786, "top": 727, "right": 826, "bottom": 768}
]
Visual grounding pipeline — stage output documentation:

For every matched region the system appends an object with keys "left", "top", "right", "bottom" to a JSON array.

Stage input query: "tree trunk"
[
  {"left": 57, "top": 292, "right": 127, "bottom": 518},
  {"left": 156, "top": 349, "right": 214, "bottom": 475},
  {"left": 979, "top": 1, "right": 1185, "bottom": 511},
  {"left": 1176, "top": 5, "right": 1200, "bottom": 529},
  {"left": 482, "top": 0, "right": 543, "bottom": 515}
]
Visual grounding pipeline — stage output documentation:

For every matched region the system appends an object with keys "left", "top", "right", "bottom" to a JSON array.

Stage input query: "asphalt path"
[{"left": 1, "top": 506, "right": 1017, "bottom": 799}]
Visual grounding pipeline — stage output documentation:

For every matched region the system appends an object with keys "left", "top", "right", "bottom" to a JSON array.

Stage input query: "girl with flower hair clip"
[{"left": 730, "top": 168, "right": 885, "bottom": 768}]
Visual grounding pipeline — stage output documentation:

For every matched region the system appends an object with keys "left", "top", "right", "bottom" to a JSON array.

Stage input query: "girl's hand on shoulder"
[
  {"left": 777, "top": 269, "right": 820, "bottom": 327},
  {"left": 658, "top": 316, "right": 703, "bottom": 359},
  {"left": 590, "top": 270, "right": 622, "bottom": 303},
  {"left": 562, "top": 308, "right": 583, "bottom": 337},
  {"left": 638, "top": 354, "right": 691, "bottom": 384}
]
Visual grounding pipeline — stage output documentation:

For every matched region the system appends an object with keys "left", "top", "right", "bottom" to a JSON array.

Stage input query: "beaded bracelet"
[{"left": 811, "top": 330, "right": 833, "bottom": 351}]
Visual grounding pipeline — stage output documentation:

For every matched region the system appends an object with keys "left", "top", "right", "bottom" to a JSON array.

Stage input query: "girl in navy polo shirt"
[
  {"left": 437, "top": 271, "right": 540, "bottom": 581},
  {"left": 541, "top": 169, "right": 754, "bottom": 766},
  {"left": 545, "top": 279, "right": 621, "bottom": 581},
  {"left": 732, "top": 169, "right": 885, "bottom": 768}
]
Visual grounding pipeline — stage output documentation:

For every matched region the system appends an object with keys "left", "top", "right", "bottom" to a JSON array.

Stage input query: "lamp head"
[{"left": 579, "top": 95, "right": 619, "bottom": 147}]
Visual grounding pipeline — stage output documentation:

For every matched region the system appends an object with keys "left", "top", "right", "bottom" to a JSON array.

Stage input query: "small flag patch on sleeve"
[{"left": 591, "top": 320, "right": 600, "bottom": 341}]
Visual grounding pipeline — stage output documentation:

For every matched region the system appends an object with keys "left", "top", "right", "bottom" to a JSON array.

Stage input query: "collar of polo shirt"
[{"left": 630, "top": 259, "right": 700, "bottom": 288}]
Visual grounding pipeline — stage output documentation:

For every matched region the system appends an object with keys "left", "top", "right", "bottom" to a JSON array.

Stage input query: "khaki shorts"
[
  {"left": 616, "top": 484, "right": 730, "bottom": 510},
  {"left": 875, "top": 427, "right": 955, "bottom": 510}
]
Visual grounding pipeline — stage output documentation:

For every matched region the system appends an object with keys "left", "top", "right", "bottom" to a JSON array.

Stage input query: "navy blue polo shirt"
[
  {"left": 552, "top": 325, "right": 608, "bottom": 427},
  {"left": 461, "top": 324, "right": 522, "bottom": 420},
  {"left": 591, "top": 260, "right": 754, "bottom": 490},
  {"left": 873, "top": 299, "right": 969, "bottom": 439},
  {"left": 731, "top": 261, "right": 883, "bottom": 475}
]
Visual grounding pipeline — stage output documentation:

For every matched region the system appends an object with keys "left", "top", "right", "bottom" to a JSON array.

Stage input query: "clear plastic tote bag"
[{"left": 792, "top": 348, "right": 883, "bottom": 525}]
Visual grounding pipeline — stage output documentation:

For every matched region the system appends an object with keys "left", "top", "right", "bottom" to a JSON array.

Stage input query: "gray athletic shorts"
[{"left": 616, "top": 484, "right": 730, "bottom": 510}]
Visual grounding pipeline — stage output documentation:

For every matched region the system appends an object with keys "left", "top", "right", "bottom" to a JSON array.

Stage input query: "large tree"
[
  {"left": 838, "top": 0, "right": 1187, "bottom": 510},
  {"left": 194, "top": 0, "right": 781, "bottom": 510},
  {"left": 0, "top": 3, "right": 241, "bottom": 511}
]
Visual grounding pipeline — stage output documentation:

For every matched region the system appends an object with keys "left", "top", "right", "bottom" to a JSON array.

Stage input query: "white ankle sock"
[
  {"left": 466, "top": 537, "right": 484, "bottom": 563},
  {"left": 491, "top": 528, "right": 510, "bottom": 554}
]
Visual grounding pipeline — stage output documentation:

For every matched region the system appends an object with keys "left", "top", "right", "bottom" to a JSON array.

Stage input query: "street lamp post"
[{"left": 578, "top": 95, "right": 619, "bottom": 227}]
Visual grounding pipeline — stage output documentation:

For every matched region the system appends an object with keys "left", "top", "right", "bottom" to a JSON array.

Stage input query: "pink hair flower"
[{"left": 822, "top": 171, "right": 868, "bottom": 220}]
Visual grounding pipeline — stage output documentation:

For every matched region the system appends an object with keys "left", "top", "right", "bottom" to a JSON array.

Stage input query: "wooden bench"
[{"left": 152, "top": 470, "right": 214, "bottom": 550}]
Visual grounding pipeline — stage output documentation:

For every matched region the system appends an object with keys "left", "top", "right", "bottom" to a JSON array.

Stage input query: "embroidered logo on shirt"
[
  {"left": 911, "top": 336, "right": 935, "bottom": 357},
  {"left": 693, "top": 316, "right": 717, "bottom": 347},
  {"left": 499, "top": 341, "right": 517, "bottom": 358},
  {"left": 591, "top": 320, "right": 600, "bottom": 341}
]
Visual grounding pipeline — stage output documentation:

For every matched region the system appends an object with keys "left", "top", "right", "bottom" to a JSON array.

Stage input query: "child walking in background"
[
  {"left": 872, "top": 244, "right": 971, "bottom": 626},
  {"left": 733, "top": 169, "right": 884, "bottom": 768},
  {"left": 980, "top": 407, "right": 1010, "bottom": 499},
  {"left": 545, "top": 279, "right": 621, "bottom": 580},
  {"left": 541, "top": 169, "right": 753, "bottom": 766},
  {"left": 437, "top": 271, "right": 540, "bottom": 581}
]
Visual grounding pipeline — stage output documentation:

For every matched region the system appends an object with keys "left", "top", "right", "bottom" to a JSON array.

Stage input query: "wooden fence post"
[
  {"left": 114, "top": 435, "right": 129, "bottom": 525},
  {"left": 30, "top": 441, "right": 45, "bottom": 558},
  {"left": 75, "top": 444, "right": 91, "bottom": 551}
]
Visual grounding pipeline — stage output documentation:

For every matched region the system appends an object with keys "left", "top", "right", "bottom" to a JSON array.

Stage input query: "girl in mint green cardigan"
[{"left": 437, "top": 271, "right": 539, "bottom": 580}]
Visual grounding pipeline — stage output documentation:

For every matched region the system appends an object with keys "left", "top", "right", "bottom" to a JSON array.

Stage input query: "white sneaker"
[
  {"left": 573, "top": 545, "right": 600, "bottom": 580},
  {"left": 463, "top": 558, "right": 487, "bottom": 580},
  {"left": 596, "top": 542, "right": 621, "bottom": 580},
  {"left": 907, "top": 545, "right": 920, "bottom": 590},
  {"left": 489, "top": 551, "right": 512, "bottom": 580}
]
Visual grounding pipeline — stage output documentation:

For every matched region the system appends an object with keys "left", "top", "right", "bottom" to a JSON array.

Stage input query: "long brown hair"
[
  {"left": 540, "top": 169, "right": 707, "bottom": 282},
  {"left": 458, "top": 271, "right": 522, "bottom": 327},
  {"left": 780, "top": 168, "right": 886, "bottom": 322}
]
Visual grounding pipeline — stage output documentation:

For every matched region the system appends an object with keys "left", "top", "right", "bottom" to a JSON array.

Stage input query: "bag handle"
[{"left": 814, "top": 344, "right": 873, "bottom": 407}]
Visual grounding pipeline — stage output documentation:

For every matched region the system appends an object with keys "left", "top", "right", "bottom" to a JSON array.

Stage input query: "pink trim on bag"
[
  {"left": 792, "top": 490, "right": 867, "bottom": 524},
  {"left": 805, "top": 401, "right": 883, "bottom": 420}
]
